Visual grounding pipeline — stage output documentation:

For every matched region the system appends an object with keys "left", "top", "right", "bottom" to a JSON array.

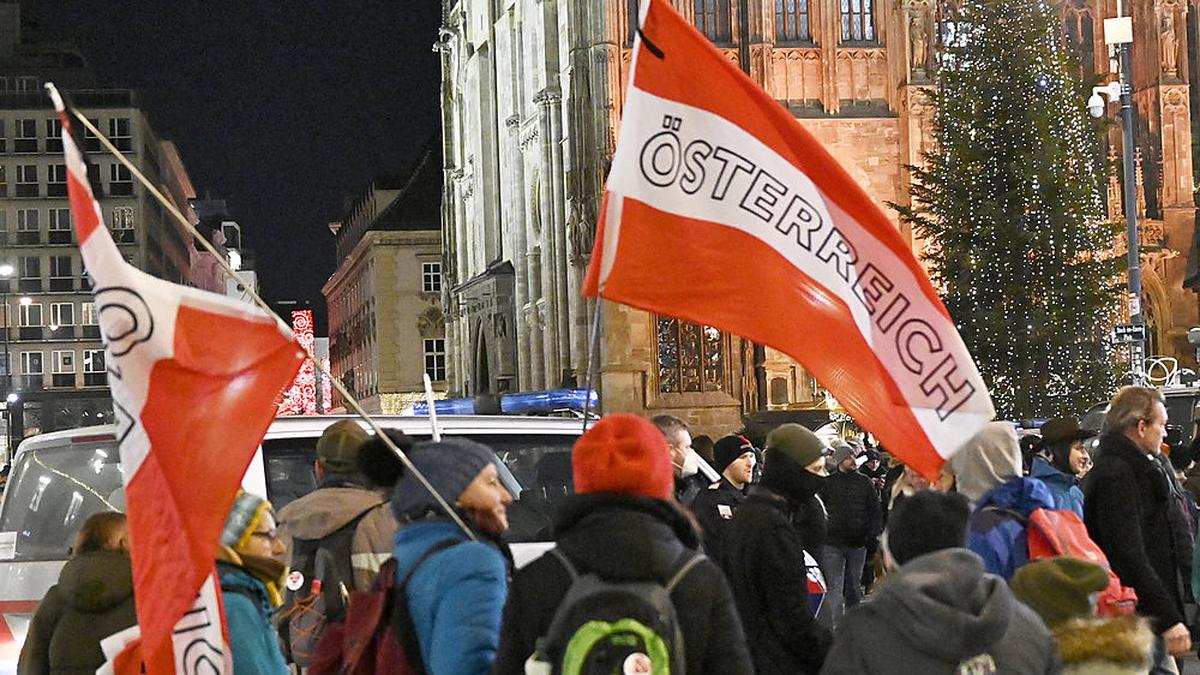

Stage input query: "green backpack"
[{"left": 529, "top": 548, "right": 704, "bottom": 675}]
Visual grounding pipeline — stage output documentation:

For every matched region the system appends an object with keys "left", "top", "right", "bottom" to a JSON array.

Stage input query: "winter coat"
[
  {"left": 18, "top": 551, "right": 137, "bottom": 675},
  {"left": 492, "top": 493, "right": 751, "bottom": 675},
  {"left": 216, "top": 562, "right": 289, "bottom": 675},
  {"left": 818, "top": 549, "right": 1060, "bottom": 675},
  {"left": 819, "top": 468, "right": 882, "bottom": 547},
  {"left": 394, "top": 519, "right": 508, "bottom": 675},
  {"left": 721, "top": 487, "right": 831, "bottom": 675},
  {"left": 276, "top": 478, "right": 398, "bottom": 590},
  {"left": 675, "top": 472, "right": 708, "bottom": 506},
  {"left": 1030, "top": 458, "right": 1084, "bottom": 518},
  {"left": 1052, "top": 616, "right": 1154, "bottom": 675},
  {"left": 966, "top": 476, "right": 1055, "bottom": 581},
  {"left": 691, "top": 477, "right": 747, "bottom": 562},
  {"left": 1082, "top": 433, "right": 1187, "bottom": 633}
]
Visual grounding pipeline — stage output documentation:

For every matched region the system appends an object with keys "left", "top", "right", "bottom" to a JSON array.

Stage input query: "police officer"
[{"left": 693, "top": 435, "right": 757, "bottom": 562}]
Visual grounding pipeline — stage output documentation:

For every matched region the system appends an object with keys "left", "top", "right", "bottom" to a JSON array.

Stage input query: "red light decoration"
[{"left": 277, "top": 310, "right": 317, "bottom": 415}]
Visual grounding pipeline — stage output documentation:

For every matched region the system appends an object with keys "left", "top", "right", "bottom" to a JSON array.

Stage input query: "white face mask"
[{"left": 676, "top": 450, "right": 701, "bottom": 478}]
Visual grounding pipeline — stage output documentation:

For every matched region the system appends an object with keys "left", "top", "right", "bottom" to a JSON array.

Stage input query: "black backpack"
[
  {"left": 530, "top": 548, "right": 704, "bottom": 675},
  {"left": 278, "top": 502, "right": 384, "bottom": 667}
]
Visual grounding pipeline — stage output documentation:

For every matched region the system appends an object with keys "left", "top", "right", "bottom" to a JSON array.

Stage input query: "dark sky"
[{"left": 21, "top": 1, "right": 444, "bottom": 330}]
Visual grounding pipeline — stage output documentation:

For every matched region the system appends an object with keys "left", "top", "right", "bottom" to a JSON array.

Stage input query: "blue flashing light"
[{"left": 409, "top": 388, "right": 597, "bottom": 416}]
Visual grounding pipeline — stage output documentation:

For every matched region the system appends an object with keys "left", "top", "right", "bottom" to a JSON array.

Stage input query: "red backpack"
[
  {"left": 309, "top": 539, "right": 458, "bottom": 675},
  {"left": 1024, "top": 508, "right": 1137, "bottom": 617}
]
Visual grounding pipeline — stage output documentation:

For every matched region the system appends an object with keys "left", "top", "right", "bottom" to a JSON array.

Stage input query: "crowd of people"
[{"left": 19, "top": 384, "right": 1200, "bottom": 674}]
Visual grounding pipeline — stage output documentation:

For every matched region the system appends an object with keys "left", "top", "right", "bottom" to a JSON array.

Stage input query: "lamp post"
[
  {"left": 0, "top": 263, "right": 13, "bottom": 462},
  {"left": 1088, "top": 14, "right": 1141, "bottom": 384}
]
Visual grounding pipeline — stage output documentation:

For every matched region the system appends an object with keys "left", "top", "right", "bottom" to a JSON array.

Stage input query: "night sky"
[{"left": 21, "top": 1, "right": 444, "bottom": 331}]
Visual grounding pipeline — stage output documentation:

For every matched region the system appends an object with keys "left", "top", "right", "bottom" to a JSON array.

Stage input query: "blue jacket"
[
  {"left": 393, "top": 520, "right": 508, "bottom": 675},
  {"left": 216, "top": 562, "right": 288, "bottom": 675},
  {"left": 1029, "top": 459, "right": 1084, "bottom": 518},
  {"left": 967, "top": 477, "right": 1055, "bottom": 581}
]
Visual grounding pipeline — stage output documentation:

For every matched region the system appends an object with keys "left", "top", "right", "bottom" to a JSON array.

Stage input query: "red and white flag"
[
  {"left": 48, "top": 86, "right": 304, "bottom": 674},
  {"left": 585, "top": 0, "right": 995, "bottom": 479}
]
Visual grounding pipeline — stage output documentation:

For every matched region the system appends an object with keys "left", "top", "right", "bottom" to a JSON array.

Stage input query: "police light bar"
[{"left": 409, "top": 388, "right": 598, "bottom": 416}]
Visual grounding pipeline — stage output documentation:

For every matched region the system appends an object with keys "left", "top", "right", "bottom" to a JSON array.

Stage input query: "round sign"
[
  {"left": 622, "top": 653, "right": 652, "bottom": 675},
  {"left": 285, "top": 570, "right": 305, "bottom": 591}
]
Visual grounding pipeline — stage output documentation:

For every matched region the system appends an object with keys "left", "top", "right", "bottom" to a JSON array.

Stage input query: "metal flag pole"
[
  {"left": 47, "top": 83, "right": 476, "bottom": 540},
  {"left": 422, "top": 373, "right": 442, "bottom": 442},
  {"left": 580, "top": 300, "right": 603, "bottom": 435}
]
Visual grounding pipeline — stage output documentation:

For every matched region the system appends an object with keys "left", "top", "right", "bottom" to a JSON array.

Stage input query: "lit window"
[{"left": 656, "top": 317, "right": 727, "bottom": 394}]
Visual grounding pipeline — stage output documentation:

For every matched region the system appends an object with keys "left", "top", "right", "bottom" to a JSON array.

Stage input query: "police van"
[{"left": 0, "top": 412, "right": 590, "bottom": 673}]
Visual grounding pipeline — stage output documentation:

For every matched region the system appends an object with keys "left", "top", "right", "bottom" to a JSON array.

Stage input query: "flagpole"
[
  {"left": 580, "top": 300, "right": 603, "bottom": 434},
  {"left": 51, "top": 85, "right": 477, "bottom": 541}
]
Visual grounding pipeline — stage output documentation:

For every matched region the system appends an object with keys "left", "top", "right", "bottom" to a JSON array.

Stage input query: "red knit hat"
[{"left": 573, "top": 414, "right": 674, "bottom": 500}]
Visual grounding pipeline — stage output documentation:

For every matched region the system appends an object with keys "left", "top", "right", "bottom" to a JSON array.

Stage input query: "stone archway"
[
  {"left": 1141, "top": 264, "right": 1171, "bottom": 358},
  {"left": 473, "top": 320, "right": 492, "bottom": 395}
]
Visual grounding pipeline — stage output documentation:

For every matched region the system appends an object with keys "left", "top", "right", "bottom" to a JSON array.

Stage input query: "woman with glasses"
[{"left": 217, "top": 491, "right": 289, "bottom": 675}]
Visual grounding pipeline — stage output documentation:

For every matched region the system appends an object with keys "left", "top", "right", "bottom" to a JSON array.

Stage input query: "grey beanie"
[{"left": 391, "top": 437, "right": 497, "bottom": 520}]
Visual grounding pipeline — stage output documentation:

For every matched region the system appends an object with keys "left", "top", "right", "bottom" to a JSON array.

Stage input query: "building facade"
[
  {"left": 440, "top": 0, "right": 1200, "bottom": 432},
  {"left": 0, "top": 5, "right": 195, "bottom": 453},
  {"left": 324, "top": 148, "right": 446, "bottom": 414}
]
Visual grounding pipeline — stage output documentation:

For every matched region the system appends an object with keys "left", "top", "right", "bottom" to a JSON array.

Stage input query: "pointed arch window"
[
  {"left": 776, "top": 0, "right": 812, "bottom": 42},
  {"left": 656, "top": 316, "right": 727, "bottom": 393},
  {"left": 841, "top": 0, "right": 877, "bottom": 42}
]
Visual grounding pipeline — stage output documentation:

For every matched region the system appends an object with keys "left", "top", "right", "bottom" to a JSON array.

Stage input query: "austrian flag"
[
  {"left": 585, "top": 0, "right": 996, "bottom": 478},
  {"left": 48, "top": 84, "right": 304, "bottom": 674}
]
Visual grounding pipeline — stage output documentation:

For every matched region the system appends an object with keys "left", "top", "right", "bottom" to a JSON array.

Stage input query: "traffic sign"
[{"left": 1113, "top": 323, "right": 1146, "bottom": 343}]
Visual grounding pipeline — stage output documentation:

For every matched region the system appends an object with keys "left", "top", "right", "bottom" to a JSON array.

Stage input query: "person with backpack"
[
  {"left": 276, "top": 421, "right": 402, "bottom": 667},
  {"left": 389, "top": 437, "right": 513, "bottom": 675},
  {"left": 217, "top": 491, "right": 290, "bottom": 675},
  {"left": 721, "top": 423, "right": 832, "bottom": 675},
  {"left": 492, "top": 414, "right": 752, "bottom": 675},
  {"left": 1028, "top": 417, "right": 1093, "bottom": 518},
  {"left": 820, "top": 491, "right": 1061, "bottom": 674}
]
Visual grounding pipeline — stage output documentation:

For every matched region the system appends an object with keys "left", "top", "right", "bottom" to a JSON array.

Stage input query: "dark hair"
[
  {"left": 73, "top": 511, "right": 127, "bottom": 556},
  {"left": 886, "top": 491, "right": 970, "bottom": 565},
  {"left": 356, "top": 429, "right": 413, "bottom": 489},
  {"left": 692, "top": 434, "right": 715, "bottom": 462}
]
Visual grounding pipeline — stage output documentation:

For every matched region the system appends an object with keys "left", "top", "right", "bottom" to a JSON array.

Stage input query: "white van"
[{"left": 0, "top": 414, "right": 589, "bottom": 674}]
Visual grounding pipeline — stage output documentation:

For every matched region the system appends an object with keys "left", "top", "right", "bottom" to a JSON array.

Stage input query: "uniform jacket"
[
  {"left": 1030, "top": 458, "right": 1084, "bottom": 518},
  {"left": 1083, "top": 433, "right": 1187, "bottom": 633},
  {"left": 819, "top": 469, "right": 882, "bottom": 548},
  {"left": 217, "top": 562, "right": 289, "bottom": 675},
  {"left": 819, "top": 549, "right": 1059, "bottom": 675},
  {"left": 394, "top": 519, "right": 508, "bottom": 675},
  {"left": 492, "top": 494, "right": 751, "bottom": 675},
  {"left": 691, "top": 477, "right": 747, "bottom": 562},
  {"left": 966, "top": 477, "right": 1055, "bottom": 581},
  {"left": 276, "top": 477, "right": 398, "bottom": 590},
  {"left": 721, "top": 487, "right": 831, "bottom": 675},
  {"left": 18, "top": 551, "right": 137, "bottom": 675}
]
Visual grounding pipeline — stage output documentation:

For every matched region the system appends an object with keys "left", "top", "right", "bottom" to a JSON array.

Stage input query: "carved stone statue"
[
  {"left": 909, "top": 12, "right": 930, "bottom": 77},
  {"left": 1162, "top": 10, "right": 1178, "bottom": 75}
]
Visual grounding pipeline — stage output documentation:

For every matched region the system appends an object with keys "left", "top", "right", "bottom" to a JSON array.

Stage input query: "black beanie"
[
  {"left": 713, "top": 435, "right": 752, "bottom": 473},
  {"left": 886, "top": 490, "right": 969, "bottom": 565}
]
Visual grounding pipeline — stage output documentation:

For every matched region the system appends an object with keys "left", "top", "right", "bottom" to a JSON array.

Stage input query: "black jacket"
[
  {"left": 675, "top": 472, "right": 708, "bottom": 506},
  {"left": 692, "top": 477, "right": 747, "bottom": 562},
  {"left": 1082, "top": 433, "right": 1186, "bottom": 633},
  {"left": 491, "top": 493, "right": 752, "bottom": 675},
  {"left": 721, "top": 487, "right": 831, "bottom": 675},
  {"left": 819, "top": 469, "right": 882, "bottom": 547}
]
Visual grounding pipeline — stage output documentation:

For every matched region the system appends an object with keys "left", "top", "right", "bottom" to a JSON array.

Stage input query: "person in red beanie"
[{"left": 492, "top": 414, "right": 753, "bottom": 674}]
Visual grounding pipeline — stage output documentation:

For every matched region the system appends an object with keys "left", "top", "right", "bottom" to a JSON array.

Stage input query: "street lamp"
[
  {"left": 0, "top": 265, "right": 12, "bottom": 462},
  {"left": 1088, "top": 15, "right": 1142, "bottom": 384}
]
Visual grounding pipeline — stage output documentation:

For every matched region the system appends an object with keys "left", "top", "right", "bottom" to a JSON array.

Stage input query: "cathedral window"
[
  {"left": 656, "top": 316, "right": 727, "bottom": 394},
  {"left": 776, "top": 0, "right": 812, "bottom": 42},
  {"left": 841, "top": 0, "right": 876, "bottom": 42},
  {"left": 693, "top": 0, "right": 733, "bottom": 44}
]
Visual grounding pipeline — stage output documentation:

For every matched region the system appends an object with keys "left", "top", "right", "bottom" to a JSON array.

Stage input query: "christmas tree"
[{"left": 895, "top": 0, "right": 1120, "bottom": 418}]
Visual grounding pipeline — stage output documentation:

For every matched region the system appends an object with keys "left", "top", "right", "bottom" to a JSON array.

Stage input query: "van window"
[{"left": 0, "top": 441, "right": 122, "bottom": 561}]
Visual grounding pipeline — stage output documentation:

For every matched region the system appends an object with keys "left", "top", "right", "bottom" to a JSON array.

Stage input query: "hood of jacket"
[
  {"left": 950, "top": 421, "right": 1022, "bottom": 505},
  {"left": 57, "top": 550, "right": 134, "bottom": 614},
  {"left": 864, "top": 548, "right": 1017, "bottom": 661},
  {"left": 975, "top": 476, "right": 1055, "bottom": 517},
  {"left": 277, "top": 483, "right": 389, "bottom": 540},
  {"left": 1054, "top": 616, "right": 1153, "bottom": 671},
  {"left": 1030, "top": 458, "right": 1076, "bottom": 489},
  {"left": 553, "top": 493, "right": 700, "bottom": 582}
]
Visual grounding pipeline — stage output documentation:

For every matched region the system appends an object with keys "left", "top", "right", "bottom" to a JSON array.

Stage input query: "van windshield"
[{"left": 0, "top": 440, "right": 123, "bottom": 561}]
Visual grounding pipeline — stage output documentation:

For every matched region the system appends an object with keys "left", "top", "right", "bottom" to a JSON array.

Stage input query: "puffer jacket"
[
  {"left": 394, "top": 519, "right": 508, "bottom": 675},
  {"left": 492, "top": 493, "right": 752, "bottom": 675},
  {"left": 1030, "top": 458, "right": 1084, "bottom": 518},
  {"left": 819, "top": 549, "right": 1059, "bottom": 674},
  {"left": 276, "top": 477, "right": 397, "bottom": 589},
  {"left": 819, "top": 468, "right": 882, "bottom": 547},
  {"left": 1053, "top": 616, "right": 1154, "bottom": 675},
  {"left": 217, "top": 562, "right": 288, "bottom": 675},
  {"left": 967, "top": 476, "right": 1055, "bottom": 580},
  {"left": 18, "top": 551, "right": 137, "bottom": 675}
]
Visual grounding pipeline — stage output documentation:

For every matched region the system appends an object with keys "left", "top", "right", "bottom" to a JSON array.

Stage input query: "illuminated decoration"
[
  {"left": 277, "top": 310, "right": 318, "bottom": 415},
  {"left": 895, "top": 0, "right": 1120, "bottom": 418},
  {"left": 320, "top": 356, "right": 333, "bottom": 413}
]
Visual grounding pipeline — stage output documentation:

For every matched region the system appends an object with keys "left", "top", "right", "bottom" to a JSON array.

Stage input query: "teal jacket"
[
  {"left": 1030, "top": 459, "right": 1084, "bottom": 518},
  {"left": 216, "top": 562, "right": 288, "bottom": 675},
  {"left": 393, "top": 520, "right": 508, "bottom": 675}
]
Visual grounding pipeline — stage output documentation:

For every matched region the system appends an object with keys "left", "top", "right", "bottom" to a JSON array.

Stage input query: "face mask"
[{"left": 675, "top": 450, "right": 701, "bottom": 478}]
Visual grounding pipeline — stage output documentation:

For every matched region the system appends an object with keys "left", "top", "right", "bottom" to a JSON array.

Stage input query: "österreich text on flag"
[
  {"left": 584, "top": 0, "right": 995, "bottom": 479},
  {"left": 48, "top": 85, "right": 304, "bottom": 674}
]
